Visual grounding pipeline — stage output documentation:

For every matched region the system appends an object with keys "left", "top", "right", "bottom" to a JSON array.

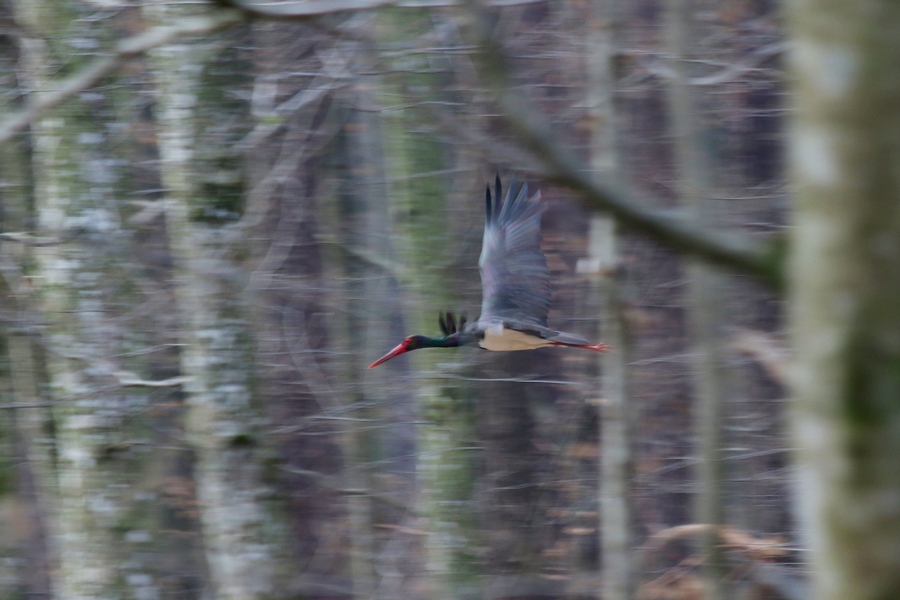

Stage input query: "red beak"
[{"left": 368, "top": 342, "right": 410, "bottom": 368}]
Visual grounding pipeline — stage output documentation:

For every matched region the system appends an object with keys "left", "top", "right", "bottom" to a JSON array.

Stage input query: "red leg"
[
  {"left": 584, "top": 343, "right": 612, "bottom": 352},
  {"left": 551, "top": 342, "right": 612, "bottom": 352}
]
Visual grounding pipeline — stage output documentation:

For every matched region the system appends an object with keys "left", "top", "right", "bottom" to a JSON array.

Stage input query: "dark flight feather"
[{"left": 479, "top": 178, "right": 551, "bottom": 327}]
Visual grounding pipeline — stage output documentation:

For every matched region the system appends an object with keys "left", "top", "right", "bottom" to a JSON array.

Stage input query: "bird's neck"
[
  {"left": 420, "top": 333, "right": 475, "bottom": 348},
  {"left": 422, "top": 335, "right": 462, "bottom": 348}
]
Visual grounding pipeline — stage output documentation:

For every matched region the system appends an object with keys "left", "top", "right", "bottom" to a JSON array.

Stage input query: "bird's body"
[
  {"left": 479, "top": 325, "right": 550, "bottom": 351},
  {"left": 470, "top": 316, "right": 598, "bottom": 351},
  {"left": 369, "top": 177, "right": 609, "bottom": 368}
]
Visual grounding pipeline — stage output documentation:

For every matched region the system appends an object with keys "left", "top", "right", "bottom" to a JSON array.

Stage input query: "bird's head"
[{"left": 368, "top": 334, "right": 457, "bottom": 368}]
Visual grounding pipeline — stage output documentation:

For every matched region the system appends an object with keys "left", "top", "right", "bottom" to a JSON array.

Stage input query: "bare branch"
[
  {"left": 641, "top": 524, "right": 788, "bottom": 561},
  {"left": 111, "top": 371, "right": 193, "bottom": 388},
  {"left": 638, "top": 41, "right": 788, "bottom": 87},
  {"left": 214, "top": 0, "right": 541, "bottom": 19},
  {"left": 0, "top": 402, "right": 55, "bottom": 410},
  {"left": 214, "top": 0, "right": 393, "bottom": 15},
  {"left": 0, "top": 10, "right": 244, "bottom": 144},
  {"left": 0, "top": 232, "right": 64, "bottom": 246},
  {"left": 466, "top": 4, "right": 785, "bottom": 290},
  {"left": 637, "top": 524, "right": 806, "bottom": 600},
  {"left": 731, "top": 328, "right": 790, "bottom": 385}
]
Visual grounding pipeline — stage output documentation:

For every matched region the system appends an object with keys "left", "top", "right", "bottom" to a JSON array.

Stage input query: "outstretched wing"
[{"left": 478, "top": 176, "right": 551, "bottom": 327}]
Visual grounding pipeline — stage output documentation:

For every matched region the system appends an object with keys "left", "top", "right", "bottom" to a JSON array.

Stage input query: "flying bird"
[{"left": 369, "top": 176, "right": 610, "bottom": 368}]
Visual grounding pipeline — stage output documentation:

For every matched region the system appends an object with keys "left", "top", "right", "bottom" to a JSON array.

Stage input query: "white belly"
[{"left": 478, "top": 328, "right": 550, "bottom": 351}]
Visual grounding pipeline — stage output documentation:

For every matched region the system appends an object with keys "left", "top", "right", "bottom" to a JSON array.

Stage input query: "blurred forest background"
[{"left": 0, "top": 1, "right": 898, "bottom": 600}]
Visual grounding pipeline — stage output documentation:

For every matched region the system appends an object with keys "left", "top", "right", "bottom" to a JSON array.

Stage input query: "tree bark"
[
  {"left": 665, "top": 2, "right": 730, "bottom": 597},
  {"left": 787, "top": 2, "right": 900, "bottom": 599},
  {"left": 584, "top": 2, "right": 634, "bottom": 599},
  {"left": 335, "top": 70, "right": 425, "bottom": 598},
  {"left": 147, "top": 4, "right": 294, "bottom": 598},
  {"left": 18, "top": 2, "right": 175, "bottom": 597},
  {"left": 0, "top": 14, "right": 55, "bottom": 595},
  {"left": 378, "top": 8, "right": 480, "bottom": 597}
]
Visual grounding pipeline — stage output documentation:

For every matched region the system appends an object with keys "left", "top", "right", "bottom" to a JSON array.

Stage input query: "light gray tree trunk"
[
  {"left": 665, "top": 1, "right": 729, "bottom": 597},
  {"left": 787, "top": 2, "right": 900, "bottom": 599},
  {"left": 147, "top": 4, "right": 292, "bottom": 598},
  {"left": 584, "top": 2, "right": 634, "bottom": 599},
  {"left": 18, "top": 2, "right": 171, "bottom": 598}
]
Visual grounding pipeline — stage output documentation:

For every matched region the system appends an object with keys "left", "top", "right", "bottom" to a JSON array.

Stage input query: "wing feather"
[{"left": 479, "top": 178, "right": 551, "bottom": 326}]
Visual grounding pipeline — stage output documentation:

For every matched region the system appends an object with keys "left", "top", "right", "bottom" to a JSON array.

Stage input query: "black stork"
[{"left": 368, "top": 176, "right": 610, "bottom": 368}]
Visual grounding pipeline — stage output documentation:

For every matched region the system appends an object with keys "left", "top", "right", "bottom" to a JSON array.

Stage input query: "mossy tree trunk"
[
  {"left": 324, "top": 117, "right": 382, "bottom": 600},
  {"left": 147, "top": 4, "right": 294, "bottom": 598},
  {"left": 326, "top": 67, "right": 426, "bottom": 597},
  {"left": 17, "top": 2, "right": 176, "bottom": 598},
  {"left": 787, "top": 2, "right": 900, "bottom": 599},
  {"left": 378, "top": 8, "right": 481, "bottom": 597}
]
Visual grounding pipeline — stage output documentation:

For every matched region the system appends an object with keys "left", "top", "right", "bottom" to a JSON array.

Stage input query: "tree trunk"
[
  {"left": 321, "top": 107, "right": 379, "bottom": 600},
  {"left": 0, "top": 13, "right": 55, "bottom": 595},
  {"left": 787, "top": 2, "right": 900, "bottom": 599},
  {"left": 12, "top": 4, "right": 226, "bottom": 598},
  {"left": 665, "top": 2, "right": 730, "bottom": 597},
  {"left": 147, "top": 4, "right": 294, "bottom": 598},
  {"left": 244, "top": 19, "right": 364, "bottom": 598},
  {"left": 334, "top": 71, "right": 425, "bottom": 598},
  {"left": 18, "top": 2, "right": 181, "bottom": 598},
  {"left": 378, "top": 8, "right": 480, "bottom": 597},
  {"left": 584, "top": 2, "right": 634, "bottom": 599}
]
